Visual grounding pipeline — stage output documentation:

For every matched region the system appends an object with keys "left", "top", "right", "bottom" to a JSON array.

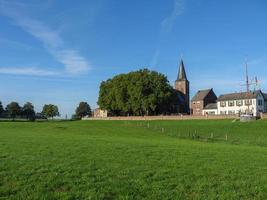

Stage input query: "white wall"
[
  {"left": 217, "top": 94, "right": 264, "bottom": 116},
  {"left": 202, "top": 109, "right": 218, "bottom": 115}
]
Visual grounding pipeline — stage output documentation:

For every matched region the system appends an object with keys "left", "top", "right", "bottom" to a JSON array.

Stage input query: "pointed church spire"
[{"left": 177, "top": 59, "right": 187, "bottom": 80}]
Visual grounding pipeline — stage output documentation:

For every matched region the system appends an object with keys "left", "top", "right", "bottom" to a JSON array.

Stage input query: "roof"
[
  {"left": 263, "top": 93, "right": 267, "bottom": 101},
  {"left": 191, "top": 89, "right": 213, "bottom": 101},
  {"left": 217, "top": 90, "right": 263, "bottom": 101},
  {"left": 203, "top": 103, "right": 217, "bottom": 110},
  {"left": 177, "top": 59, "right": 187, "bottom": 81}
]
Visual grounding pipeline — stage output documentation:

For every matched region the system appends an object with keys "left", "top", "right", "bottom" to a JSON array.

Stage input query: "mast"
[{"left": 245, "top": 60, "right": 250, "bottom": 114}]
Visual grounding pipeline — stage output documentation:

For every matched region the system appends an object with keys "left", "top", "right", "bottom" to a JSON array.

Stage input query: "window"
[
  {"left": 258, "top": 100, "right": 263, "bottom": 106},
  {"left": 245, "top": 99, "right": 252, "bottom": 105},
  {"left": 220, "top": 111, "right": 227, "bottom": 115},
  {"left": 220, "top": 101, "right": 226, "bottom": 107},
  {"left": 236, "top": 100, "right": 243, "bottom": 106},
  {"left": 228, "top": 100, "right": 235, "bottom": 107},
  {"left": 228, "top": 110, "right": 235, "bottom": 115}
]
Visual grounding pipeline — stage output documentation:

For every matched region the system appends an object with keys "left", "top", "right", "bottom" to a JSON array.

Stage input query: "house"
[
  {"left": 202, "top": 103, "right": 218, "bottom": 115},
  {"left": 174, "top": 59, "right": 190, "bottom": 114},
  {"left": 217, "top": 90, "right": 266, "bottom": 116},
  {"left": 93, "top": 108, "right": 108, "bottom": 118},
  {"left": 191, "top": 89, "right": 217, "bottom": 115}
]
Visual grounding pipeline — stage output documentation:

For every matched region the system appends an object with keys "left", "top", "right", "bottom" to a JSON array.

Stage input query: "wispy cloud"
[
  {"left": 0, "top": 1, "right": 91, "bottom": 76},
  {"left": 0, "top": 67, "right": 58, "bottom": 76},
  {"left": 150, "top": 48, "right": 160, "bottom": 68},
  {"left": 150, "top": 0, "right": 185, "bottom": 68},
  {"left": 161, "top": 0, "right": 185, "bottom": 33}
]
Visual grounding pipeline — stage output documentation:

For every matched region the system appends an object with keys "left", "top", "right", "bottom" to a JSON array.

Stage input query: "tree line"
[
  {"left": 0, "top": 101, "right": 92, "bottom": 121},
  {"left": 98, "top": 69, "right": 180, "bottom": 116},
  {"left": 0, "top": 101, "right": 59, "bottom": 121}
]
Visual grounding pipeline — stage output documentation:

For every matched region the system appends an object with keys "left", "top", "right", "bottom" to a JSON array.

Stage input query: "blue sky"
[{"left": 0, "top": 0, "right": 267, "bottom": 117}]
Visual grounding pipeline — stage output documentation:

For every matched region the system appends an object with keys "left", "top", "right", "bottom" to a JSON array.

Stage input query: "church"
[
  {"left": 174, "top": 59, "right": 190, "bottom": 114},
  {"left": 176, "top": 59, "right": 267, "bottom": 117}
]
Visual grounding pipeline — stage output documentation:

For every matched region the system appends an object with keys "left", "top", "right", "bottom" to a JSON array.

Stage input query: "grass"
[{"left": 1, "top": 120, "right": 267, "bottom": 199}]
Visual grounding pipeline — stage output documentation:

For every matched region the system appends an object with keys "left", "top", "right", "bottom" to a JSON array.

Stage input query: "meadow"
[{"left": 1, "top": 120, "right": 267, "bottom": 199}]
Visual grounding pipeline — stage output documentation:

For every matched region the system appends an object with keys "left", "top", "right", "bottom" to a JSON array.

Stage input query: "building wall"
[
  {"left": 217, "top": 94, "right": 265, "bottom": 116},
  {"left": 175, "top": 80, "right": 190, "bottom": 113},
  {"left": 93, "top": 109, "right": 108, "bottom": 118},
  {"left": 191, "top": 100, "right": 204, "bottom": 115},
  {"left": 202, "top": 109, "right": 218, "bottom": 115}
]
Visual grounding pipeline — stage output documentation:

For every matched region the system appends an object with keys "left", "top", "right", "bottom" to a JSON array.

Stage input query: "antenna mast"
[{"left": 245, "top": 61, "right": 249, "bottom": 93}]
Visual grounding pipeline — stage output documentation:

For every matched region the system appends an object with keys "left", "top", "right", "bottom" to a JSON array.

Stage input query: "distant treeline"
[{"left": 0, "top": 101, "right": 92, "bottom": 121}]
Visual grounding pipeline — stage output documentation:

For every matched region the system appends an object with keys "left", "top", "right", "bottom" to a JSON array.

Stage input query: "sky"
[{"left": 0, "top": 0, "right": 267, "bottom": 117}]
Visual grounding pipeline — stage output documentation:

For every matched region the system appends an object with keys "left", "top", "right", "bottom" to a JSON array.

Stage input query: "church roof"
[
  {"left": 177, "top": 59, "right": 187, "bottom": 81},
  {"left": 191, "top": 89, "right": 213, "bottom": 101},
  {"left": 217, "top": 90, "right": 263, "bottom": 101}
]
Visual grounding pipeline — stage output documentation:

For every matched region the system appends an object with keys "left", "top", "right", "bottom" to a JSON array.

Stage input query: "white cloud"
[
  {"left": 150, "top": 48, "right": 160, "bottom": 68},
  {"left": 53, "top": 50, "right": 91, "bottom": 75},
  {"left": 150, "top": 0, "right": 186, "bottom": 68},
  {"left": 0, "top": 67, "right": 58, "bottom": 76},
  {"left": 0, "top": 1, "right": 91, "bottom": 76},
  {"left": 161, "top": 0, "right": 185, "bottom": 32}
]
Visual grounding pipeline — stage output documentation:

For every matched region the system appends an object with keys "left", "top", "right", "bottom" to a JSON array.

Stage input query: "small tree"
[
  {"left": 22, "top": 102, "right": 35, "bottom": 121},
  {"left": 41, "top": 104, "right": 60, "bottom": 119},
  {"left": 0, "top": 101, "right": 4, "bottom": 117},
  {"left": 6, "top": 102, "right": 21, "bottom": 120},
  {"left": 75, "top": 102, "right": 91, "bottom": 119}
]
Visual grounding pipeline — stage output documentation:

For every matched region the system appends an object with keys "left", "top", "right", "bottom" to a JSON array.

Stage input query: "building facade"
[
  {"left": 201, "top": 90, "right": 267, "bottom": 117},
  {"left": 217, "top": 91, "right": 266, "bottom": 116},
  {"left": 191, "top": 89, "right": 217, "bottom": 115},
  {"left": 93, "top": 108, "right": 108, "bottom": 118}
]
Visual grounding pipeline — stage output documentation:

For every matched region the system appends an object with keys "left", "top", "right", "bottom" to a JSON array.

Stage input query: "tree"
[
  {"left": 6, "top": 102, "right": 21, "bottom": 120},
  {"left": 22, "top": 102, "right": 35, "bottom": 121},
  {"left": 41, "top": 104, "right": 59, "bottom": 119},
  {"left": 98, "top": 69, "right": 176, "bottom": 116},
  {"left": 0, "top": 101, "right": 4, "bottom": 117},
  {"left": 75, "top": 102, "right": 92, "bottom": 119}
]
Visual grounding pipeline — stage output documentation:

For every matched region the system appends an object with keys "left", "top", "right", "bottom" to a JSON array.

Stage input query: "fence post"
[
  {"left": 225, "top": 134, "right": 228, "bottom": 141},
  {"left": 161, "top": 128, "right": 164, "bottom": 133}
]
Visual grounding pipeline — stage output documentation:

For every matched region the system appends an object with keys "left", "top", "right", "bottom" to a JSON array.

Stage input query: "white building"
[
  {"left": 202, "top": 90, "right": 267, "bottom": 117},
  {"left": 93, "top": 108, "right": 108, "bottom": 118}
]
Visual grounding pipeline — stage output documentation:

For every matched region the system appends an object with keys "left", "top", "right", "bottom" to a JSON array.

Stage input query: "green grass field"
[{"left": 1, "top": 120, "right": 267, "bottom": 199}]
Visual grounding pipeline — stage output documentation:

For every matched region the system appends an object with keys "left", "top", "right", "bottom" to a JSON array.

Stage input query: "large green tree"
[
  {"left": 98, "top": 69, "right": 178, "bottom": 116},
  {"left": 6, "top": 102, "right": 21, "bottom": 120},
  {"left": 22, "top": 102, "right": 35, "bottom": 121},
  {"left": 41, "top": 104, "right": 60, "bottom": 119},
  {"left": 0, "top": 101, "right": 4, "bottom": 117},
  {"left": 75, "top": 102, "right": 92, "bottom": 119}
]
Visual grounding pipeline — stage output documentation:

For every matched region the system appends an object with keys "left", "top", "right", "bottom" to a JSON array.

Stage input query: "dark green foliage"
[
  {"left": 41, "top": 104, "right": 60, "bottom": 119},
  {"left": 98, "top": 69, "right": 178, "bottom": 116},
  {"left": 0, "top": 101, "right": 4, "bottom": 117},
  {"left": 22, "top": 102, "right": 35, "bottom": 121},
  {"left": 5, "top": 102, "right": 21, "bottom": 120},
  {"left": 1, "top": 120, "right": 267, "bottom": 199},
  {"left": 75, "top": 102, "right": 91, "bottom": 119}
]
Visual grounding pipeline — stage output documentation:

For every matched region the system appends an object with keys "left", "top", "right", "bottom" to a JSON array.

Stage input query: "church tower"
[{"left": 175, "top": 59, "right": 190, "bottom": 113}]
